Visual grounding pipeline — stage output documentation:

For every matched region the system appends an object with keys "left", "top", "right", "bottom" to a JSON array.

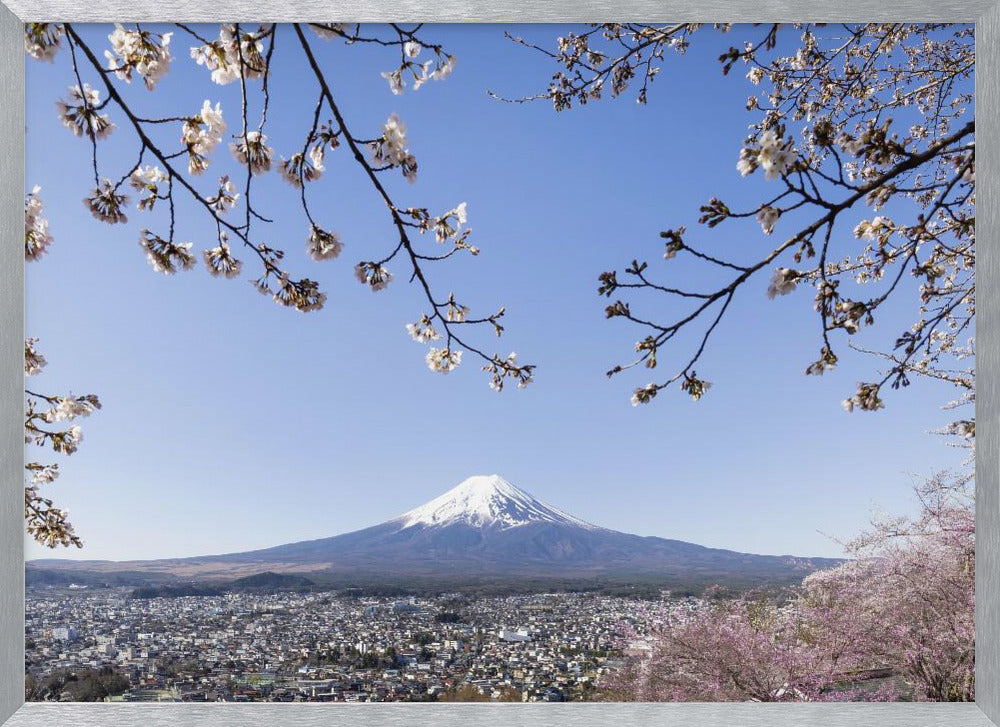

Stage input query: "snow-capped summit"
[{"left": 394, "top": 474, "right": 599, "bottom": 531}]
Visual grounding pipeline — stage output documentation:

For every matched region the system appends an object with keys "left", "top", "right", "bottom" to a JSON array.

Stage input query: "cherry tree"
[
  {"left": 604, "top": 590, "right": 834, "bottom": 702},
  {"left": 799, "top": 471, "right": 975, "bottom": 701},
  {"left": 606, "top": 471, "right": 974, "bottom": 702},
  {"left": 24, "top": 22, "right": 536, "bottom": 547},
  {"left": 508, "top": 23, "right": 974, "bottom": 423}
]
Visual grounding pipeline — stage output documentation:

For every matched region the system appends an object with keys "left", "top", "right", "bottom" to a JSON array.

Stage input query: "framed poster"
[{"left": 3, "top": 3, "right": 999, "bottom": 727}]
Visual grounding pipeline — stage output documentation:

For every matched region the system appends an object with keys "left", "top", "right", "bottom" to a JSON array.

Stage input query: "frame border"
[{"left": 4, "top": 5, "right": 998, "bottom": 726}]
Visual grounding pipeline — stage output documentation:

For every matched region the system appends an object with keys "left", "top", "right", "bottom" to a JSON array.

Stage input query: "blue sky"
[{"left": 25, "top": 24, "right": 972, "bottom": 561}]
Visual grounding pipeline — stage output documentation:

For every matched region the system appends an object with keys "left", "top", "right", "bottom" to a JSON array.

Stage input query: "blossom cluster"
[
  {"left": 202, "top": 233, "right": 243, "bottom": 278},
  {"left": 278, "top": 145, "right": 326, "bottom": 188},
  {"left": 206, "top": 175, "right": 240, "bottom": 213},
  {"left": 766, "top": 268, "right": 799, "bottom": 299},
  {"left": 25, "top": 23, "right": 63, "bottom": 62},
  {"left": 57, "top": 84, "right": 114, "bottom": 141},
  {"left": 380, "top": 42, "right": 456, "bottom": 95},
  {"left": 406, "top": 315, "right": 441, "bottom": 343},
  {"left": 25, "top": 186, "right": 53, "bottom": 261},
  {"left": 25, "top": 339, "right": 47, "bottom": 376},
  {"left": 129, "top": 165, "right": 168, "bottom": 211},
  {"left": 483, "top": 352, "right": 534, "bottom": 391},
  {"left": 737, "top": 129, "right": 798, "bottom": 180},
  {"left": 42, "top": 394, "right": 102, "bottom": 423},
  {"left": 139, "top": 229, "right": 196, "bottom": 274},
  {"left": 230, "top": 130, "right": 274, "bottom": 176},
  {"left": 182, "top": 100, "right": 227, "bottom": 175},
  {"left": 401, "top": 203, "right": 479, "bottom": 255},
  {"left": 841, "top": 382, "right": 885, "bottom": 412},
  {"left": 190, "top": 24, "right": 268, "bottom": 86},
  {"left": 306, "top": 226, "right": 343, "bottom": 261},
  {"left": 83, "top": 180, "right": 129, "bottom": 224},
  {"left": 369, "top": 114, "right": 417, "bottom": 182},
  {"left": 630, "top": 383, "right": 659, "bottom": 406},
  {"left": 354, "top": 262, "right": 394, "bottom": 292},
  {"left": 756, "top": 205, "right": 779, "bottom": 235},
  {"left": 271, "top": 273, "right": 327, "bottom": 312},
  {"left": 105, "top": 24, "right": 172, "bottom": 90},
  {"left": 425, "top": 346, "right": 462, "bottom": 374}
]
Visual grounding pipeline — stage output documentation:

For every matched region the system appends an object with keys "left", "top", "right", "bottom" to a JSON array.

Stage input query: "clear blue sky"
[{"left": 25, "top": 24, "right": 971, "bottom": 561}]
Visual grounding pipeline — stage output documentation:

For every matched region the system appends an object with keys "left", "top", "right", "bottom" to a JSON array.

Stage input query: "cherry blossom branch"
[{"left": 521, "top": 24, "right": 974, "bottom": 413}]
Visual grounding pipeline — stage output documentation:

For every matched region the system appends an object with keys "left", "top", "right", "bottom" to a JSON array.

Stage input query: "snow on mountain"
[{"left": 393, "top": 474, "right": 601, "bottom": 532}]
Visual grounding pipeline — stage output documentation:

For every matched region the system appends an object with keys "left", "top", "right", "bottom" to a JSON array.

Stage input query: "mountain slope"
[{"left": 28, "top": 474, "right": 843, "bottom": 585}]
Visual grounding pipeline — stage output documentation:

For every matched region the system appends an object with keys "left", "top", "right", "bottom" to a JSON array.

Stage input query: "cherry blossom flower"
[
  {"left": 766, "top": 268, "right": 799, "bottom": 299},
  {"left": 432, "top": 202, "right": 468, "bottom": 243},
  {"left": 51, "top": 425, "right": 83, "bottom": 455},
  {"left": 381, "top": 69, "right": 405, "bottom": 95},
  {"left": 756, "top": 205, "right": 779, "bottom": 235},
  {"left": 431, "top": 54, "right": 456, "bottom": 80},
  {"left": 805, "top": 346, "right": 838, "bottom": 375},
  {"left": 736, "top": 147, "right": 756, "bottom": 176},
  {"left": 680, "top": 375, "right": 712, "bottom": 401}
]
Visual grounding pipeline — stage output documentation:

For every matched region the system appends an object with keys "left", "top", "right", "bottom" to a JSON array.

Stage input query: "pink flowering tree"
[
  {"left": 799, "top": 471, "right": 975, "bottom": 701},
  {"left": 605, "top": 471, "right": 974, "bottom": 702},
  {"left": 510, "top": 24, "right": 974, "bottom": 421},
  {"left": 605, "top": 592, "right": 832, "bottom": 701}
]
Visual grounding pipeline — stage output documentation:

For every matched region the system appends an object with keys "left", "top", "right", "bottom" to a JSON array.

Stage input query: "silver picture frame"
[{"left": 3, "top": 3, "right": 998, "bottom": 725}]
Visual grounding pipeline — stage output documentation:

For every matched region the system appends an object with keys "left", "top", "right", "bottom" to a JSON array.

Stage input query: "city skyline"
[{"left": 25, "top": 23, "right": 970, "bottom": 563}]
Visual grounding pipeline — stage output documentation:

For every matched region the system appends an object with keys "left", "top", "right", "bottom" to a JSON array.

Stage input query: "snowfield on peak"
[{"left": 393, "top": 474, "right": 601, "bottom": 532}]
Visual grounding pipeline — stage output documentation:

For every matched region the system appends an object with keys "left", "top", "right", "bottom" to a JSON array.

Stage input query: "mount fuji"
[{"left": 29, "top": 475, "right": 843, "bottom": 588}]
